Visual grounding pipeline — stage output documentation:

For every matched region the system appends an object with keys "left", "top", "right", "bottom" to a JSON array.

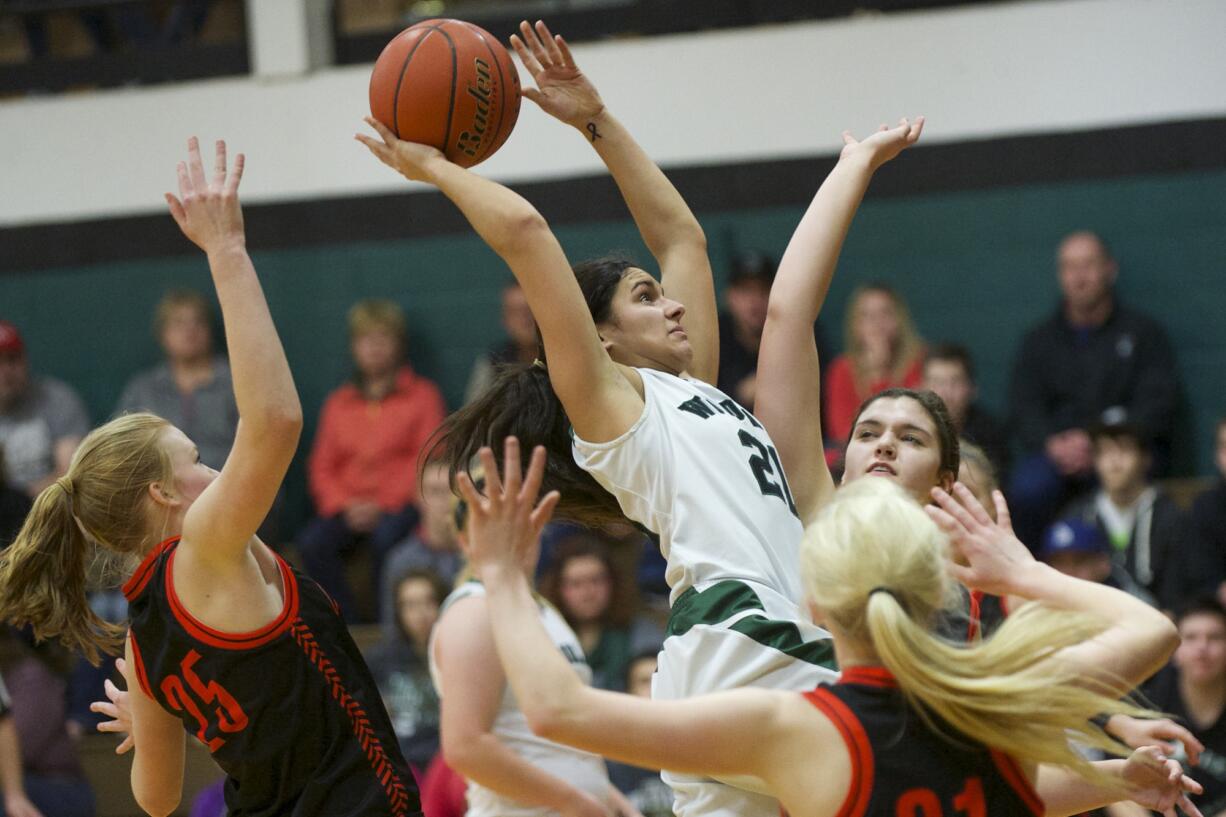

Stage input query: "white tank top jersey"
[
  {"left": 428, "top": 581, "right": 611, "bottom": 817},
  {"left": 572, "top": 368, "right": 806, "bottom": 605}
]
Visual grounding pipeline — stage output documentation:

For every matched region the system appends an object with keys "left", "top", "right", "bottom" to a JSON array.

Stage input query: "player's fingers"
[
  {"left": 363, "top": 115, "right": 397, "bottom": 145},
  {"left": 176, "top": 161, "right": 191, "bottom": 200},
  {"left": 509, "top": 33, "right": 543, "bottom": 78},
  {"left": 228, "top": 153, "right": 245, "bottom": 193},
  {"left": 520, "top": 445, "right": 547, "bottom": 505},
  {"left": 117, "top": 735, "right": 134, "bottom": 755},
  {"left": 929, "top": 487, "right": 979, "bottom": 534},
  {"left": 213, "top": 139, "right": 227, "bottom": 188},
  {"left": 1182, "top": 775, "right": 1204, "bottom": 795},
  {"left": 90, "top": 702, "right": 117, "bottom": 717},
  {"left": 911, "top": 115, "right": 926, "bottom": 141},
  {"left": 96, "top": 718, "right": 124, "bottom": 732},
  {"left": 924, "top": 503, "right": 961, "bottom": 536},
  {"left": 842, "top": 130, "right": 856, "bottom": 146},
  {"left": 555, "top": 34, "right": 577, "bottom": 69},
  {"left": 530, "top": 490, "right": 561, "bottom": 534},
  {"left": 502, "top": 436, "right": 523, "bottom": 498},
  {"left": 478, "top": 446, "right": 503, "bottom": 500},
  {"left": 991, "top": 490, "right": 1014, "bottom": 533},
  {"left": 187, "top": 136, "right": 208, "bottom": 190},
  {"left": 524, "top": 20, "right": 552, "bottom": 67},
  {"left": 536, "top": 20, "right": 564, "bottom": 64},
  {"left": 944, "top": 558, "right": 975, "bottom": 587},
  {"left": 952, "top": 482, "right": 995, "bottom": 527},
  {"left": 455, "top": 472, "right": 482, "bottom": 509},
  {"left": 165, "top": 194, "right": 187, "bottom": 228}
]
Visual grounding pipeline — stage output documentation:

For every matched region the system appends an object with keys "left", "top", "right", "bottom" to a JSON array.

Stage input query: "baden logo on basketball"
[{"left": 456, "top": 58, "right": 495, "bottom": 159}]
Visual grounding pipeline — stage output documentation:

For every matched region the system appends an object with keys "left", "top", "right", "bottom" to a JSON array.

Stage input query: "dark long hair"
[
  {"left": 847, "top": 388, "right": 960, "bottom": 479},
  {"left": 427, "top": 256, "right": 636, "bottom": 530}
]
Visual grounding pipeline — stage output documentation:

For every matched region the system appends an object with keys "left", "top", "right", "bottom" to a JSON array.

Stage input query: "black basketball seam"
[
  {"left": 467, "top": 23, "right": 507, "bottom": 163},
  {"left": 391, "top": 24, "right": 441, "bottom": 141},
  {"left": 437, "top": 24, "right": 459, "bottom": 156}
]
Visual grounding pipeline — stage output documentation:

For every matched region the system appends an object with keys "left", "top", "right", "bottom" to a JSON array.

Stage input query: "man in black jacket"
[{"left": 1007, "top": 231, "right": 1179, "bottom": 548}]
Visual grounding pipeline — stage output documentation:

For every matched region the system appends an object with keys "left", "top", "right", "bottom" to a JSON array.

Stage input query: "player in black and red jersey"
[
  {"left": 457, "top": 436, "right": 1204, "bottom": 817},
  {"left": 0, "top": 139, "right": 419, "bottom": 817}
]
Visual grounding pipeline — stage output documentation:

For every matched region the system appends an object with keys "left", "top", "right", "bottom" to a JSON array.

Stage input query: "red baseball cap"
[{"left": 0, "top": 322, "right": 24, "bottom": 355}]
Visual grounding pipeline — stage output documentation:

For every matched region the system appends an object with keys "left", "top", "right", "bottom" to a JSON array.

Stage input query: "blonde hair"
[
  {"left": 348, "top": 299, "right": 407, "bottom": 344},
  {"left": 843, "top": 284, "right": 925, "bottom": 395},
  {"left": 153, "top": 289, "right": 211, "bottom": 338},
  {"left": 802, "top": 477, "right": 1151, "bottom": 782},
  {"left": 0, "top": 413, "right": 174, "bottom": 664}
]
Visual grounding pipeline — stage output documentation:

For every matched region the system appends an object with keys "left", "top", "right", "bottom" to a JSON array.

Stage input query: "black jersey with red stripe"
[
  {"left": 123, "top": 538, "right": 420, "bottom": 817},
  {"left": 804, "top": 666, "right": 1042, "bottom": 817}
]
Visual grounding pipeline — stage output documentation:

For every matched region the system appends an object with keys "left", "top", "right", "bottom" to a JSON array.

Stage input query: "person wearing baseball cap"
[
  {"left": 1040, "top": 516, "right": 1154, "bottom": 604},
  {"left": 0, "top": 321, "right": 90, "bottom": 499}
]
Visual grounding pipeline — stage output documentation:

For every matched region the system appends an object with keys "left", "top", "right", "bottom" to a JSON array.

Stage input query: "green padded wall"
[{"left": 3, "top": 168, "right": 1223, "bottom": 529}]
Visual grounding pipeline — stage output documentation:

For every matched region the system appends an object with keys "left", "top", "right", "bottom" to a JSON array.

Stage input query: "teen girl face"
[
  {"left": 841, "top": 396, "right": 948, "bottom": 503},
  {"left": 157, "top": 425, "right": 219, "bottom": 513},
  {"left": 597, "top": 269, "right": 693, "bottom": 375}
]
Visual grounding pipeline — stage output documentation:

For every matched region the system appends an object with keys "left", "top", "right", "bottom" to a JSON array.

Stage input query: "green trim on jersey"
[{"left": 666, "top": 580, "right": 837, "bottom": 669}]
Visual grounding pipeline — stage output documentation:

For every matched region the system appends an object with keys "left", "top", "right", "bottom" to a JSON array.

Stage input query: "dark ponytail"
[{"left": 427, "top": 255, "right": 638, "bottom": 530}]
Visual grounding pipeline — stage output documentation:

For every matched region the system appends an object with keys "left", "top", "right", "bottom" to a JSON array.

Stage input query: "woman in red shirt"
[
  {"left": 298, "top": 299, "right": 447, "bottom": 621},
  {"left": 823, "top": 283, "right": 925, "bottom": 455}
]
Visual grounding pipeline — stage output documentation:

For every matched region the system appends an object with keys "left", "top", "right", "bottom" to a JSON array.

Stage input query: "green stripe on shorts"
[{"left": 666, "top": 580, "right": 837, "bottom": 669}]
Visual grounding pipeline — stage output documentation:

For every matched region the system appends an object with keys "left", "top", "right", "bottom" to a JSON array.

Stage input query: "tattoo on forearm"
[{"left": 586, "top": 122, "right": 602, "bottom": 143}]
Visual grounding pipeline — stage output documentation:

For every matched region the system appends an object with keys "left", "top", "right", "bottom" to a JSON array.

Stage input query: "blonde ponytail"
[
  {"left": 802, "top": 478, "right": 1154, "bottom": 784},
  {"left": 0, "top": 413, "right": 173, "bottom": 665}
]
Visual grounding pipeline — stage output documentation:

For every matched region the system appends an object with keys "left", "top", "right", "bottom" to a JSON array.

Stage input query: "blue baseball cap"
[{"left": 1040, "top": 518, "right": 1107, "bottom": 559}]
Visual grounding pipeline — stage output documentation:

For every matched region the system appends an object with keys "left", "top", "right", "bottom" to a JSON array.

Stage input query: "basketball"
[{"left": 369, "top": 19, "right": 522, "bottom": 169}]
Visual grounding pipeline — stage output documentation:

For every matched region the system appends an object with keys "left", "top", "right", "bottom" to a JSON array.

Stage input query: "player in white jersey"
[
  {"left": 429, "top": 579, "right": 616, "bottom": 817},
  {"left": 358, "top": 19, "right": 833, "bottom": 817}
]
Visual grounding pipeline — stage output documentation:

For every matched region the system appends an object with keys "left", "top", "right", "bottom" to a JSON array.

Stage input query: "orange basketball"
[{"left": 370, "top": 19, "right": 521, "bottom": 169}]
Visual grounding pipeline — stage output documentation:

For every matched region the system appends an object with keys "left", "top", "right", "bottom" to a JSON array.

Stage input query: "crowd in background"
[{"left": 0, "top": 226, "right": 1223, "bottom": 817}]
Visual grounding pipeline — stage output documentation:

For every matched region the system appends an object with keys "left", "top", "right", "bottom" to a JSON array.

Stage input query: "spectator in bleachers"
[
  {"left": 0, "top": 630, "right": 94, "bottom": 817},
  {"left": 1141, "top": 597, "right": 1226, "bottom": 816},
  {"left": 1039, "top": 516, "right": 1155, "bottom": 605},
  {"left": 922, "top": 343, "right": 1010, "bottom": 475},
  {"left": 716, "top": 252, "right": 773, "bottom": 410},
  {"left": 463, "top": 281, "right": 537, "bottom": 404},
  {"left": 823, "top": 283, "right": 924, "bottom": 449},
  {"left": 0, "top": 321, "right": 89, "bottom": 500},
  {"left": 539, "top": 536, "right": 663, "bottom": 692},
  {"left": 21, "top": 1, "right": 214, "bottom": 60},
  {"left": 604, "top": 650, "right": 673, "bottom": 817},
  {"left": 0, "top": 448, "right": 31, "bottom": 550},
  {"left": 1008, "top": 230, "right": 1180, "bottom": 548},
  {"left": 367, "top": 568, "right": 447, "bottom": 774},
  {"left": 115, "top": 290, "right": 237, "bottom": 471},
  {"left": 1183, "top": 418, "right": 1226, "bottom": 607},
  {"left": 380, "top": 460, "right": 462, "bottom": 628},
  {"left": 1058, "top": 422, "right": 1185, "bottom": 610},
  {"left": 298, "top": 299, "right": 447, "bottom": 621}
]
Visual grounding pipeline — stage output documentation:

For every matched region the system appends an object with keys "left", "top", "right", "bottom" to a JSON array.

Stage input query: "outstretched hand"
[
  {"left": 840, "top": 117, "right": 925, "bottom": 171},
  {"left": 510, "top": 20, "right": 605, "bottom": 129},
  {"left": 356, "top": 116, "right": 447, "bottom": 184},
  {"left": 89, "top": 657, "right": 134, "bottom": 755},
  {"left": 1120, "top": 746, "right": 1203, "bottom": 817},
  {"left": 1108, "top": 715, "right": 1205, "bottom": 768},
  {"left": 925, "top": 483, "right": 1038, "bottom": 597},
  {"left": 166, "top": 137, "right": 245, "bottom": 255},
  {"left": 455, "top": 437, "right": 560, "bottom": 579}
]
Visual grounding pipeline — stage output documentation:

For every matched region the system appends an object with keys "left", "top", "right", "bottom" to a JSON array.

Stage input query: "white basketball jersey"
[
  {"left": 572, "top": 368, "right": 806, "bottom": 605},
  {"left": 428, "top": 581, "right": 610, "bottom": 817}
]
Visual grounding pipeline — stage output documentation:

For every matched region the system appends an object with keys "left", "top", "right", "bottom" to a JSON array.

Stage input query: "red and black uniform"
[
  {"left": 124, "top": 537, "right": 420, "bottom": 817},
  {"left": 804, "top": 666, "right": 1043, "bottom": 817}
]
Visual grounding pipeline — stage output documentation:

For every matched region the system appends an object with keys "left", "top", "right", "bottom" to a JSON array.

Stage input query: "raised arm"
[
  {"left": 455, "top": 440, "right": 817, "bottom": 793},
  {"left": 929, "top": 484, "right": 1179, "bottom": 691},
  {"left": 357, "top": 120, "right": 642, "bottom": 443},
  {"left": 433, "top": 597, "right": 610, "bottom": 817},
  {"left": 512, "top": 21, "right": 718, "bottom": 383},
  {"left": 756, "top": 119, "right": 923, "bottom": 525},
  {"left": 172, "top": 139, "right": 302, "bottom": 564}
]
